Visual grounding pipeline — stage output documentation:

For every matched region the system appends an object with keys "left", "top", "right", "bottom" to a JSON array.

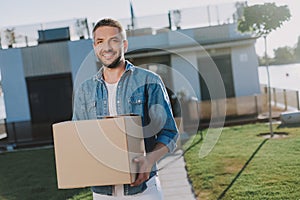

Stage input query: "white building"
[{"left": 0, "top": 22, "right": 260, "bottom": 147}]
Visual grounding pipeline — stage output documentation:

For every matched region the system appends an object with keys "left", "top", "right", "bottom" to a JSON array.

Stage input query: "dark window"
[
  {"left": 198, "top": 55, "right": 235, "bottom": 100},
  {"left": 26, "top": 73, "right": 73, "bottom": 124}
]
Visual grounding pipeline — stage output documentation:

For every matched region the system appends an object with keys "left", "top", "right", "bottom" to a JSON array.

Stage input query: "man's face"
[{"left": 93, "top": 26, "right": 128, "bottom": 68}]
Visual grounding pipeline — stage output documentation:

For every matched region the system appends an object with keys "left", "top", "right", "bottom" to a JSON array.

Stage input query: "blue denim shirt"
[{"left": 72, "top": 61, "right": 178, "bottom": 195}]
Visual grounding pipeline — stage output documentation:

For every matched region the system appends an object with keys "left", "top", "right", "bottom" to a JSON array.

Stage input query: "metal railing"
[
  {"left": 261, "top": 85, "right": 300, "bottom": 111},
  {"left": 181, "top": 85, "right": 300, "bottom": 131},
  {"left": 0, "top": 18, "right": 92, "bottom": 49},
  {"left": 0, "top": 1, "right": 245, "bottom": 49}
]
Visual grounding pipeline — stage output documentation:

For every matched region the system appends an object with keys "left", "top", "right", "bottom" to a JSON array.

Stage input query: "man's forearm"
[{"left": 146, "top": 142, "right": 169, "bottom": 166}]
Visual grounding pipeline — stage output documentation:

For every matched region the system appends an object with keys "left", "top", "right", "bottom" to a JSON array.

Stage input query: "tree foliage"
[
  {"left": 237, "top": 3, "right": 291, "bottom": 37},
  {"left": 237, "top": 3, "right": 291, "bottom": 136},
  {"left": 294, "top": 36, "right": 300, "bottom": 62},
  {"left": 273, "top": 46, "right": 294, "bottom": 64}
]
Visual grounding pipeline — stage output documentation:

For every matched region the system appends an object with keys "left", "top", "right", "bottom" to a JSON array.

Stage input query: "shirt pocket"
[
  {"left": 129, "top": 94, "right": 145, "bottom": 115},
  {"left": 85, "top": 101, "right": 97, "bottom": 119}
]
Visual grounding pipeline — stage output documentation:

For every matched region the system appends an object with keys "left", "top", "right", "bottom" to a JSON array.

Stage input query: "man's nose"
[{"left": 102, "top": 40, "right": 112, "bottom": 51}]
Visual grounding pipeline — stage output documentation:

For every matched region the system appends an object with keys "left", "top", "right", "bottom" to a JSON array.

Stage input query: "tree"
[
  {"left": 294, "top": 36, "right": 300, "bottom": 62},
  {"left": 233, "top": 1, "right": 248, "bottom": 22},
  {"left": 4, "top": 28, "right": 16, "bottom": 48},
  {"left": 273, "top": 46, "right": 294, "bottom": 64},
  {"left": 238, "top": 3, "right": 291, "bottom": 36},
  {"left": 237, "top": 3, "right": 291, "bottom": 137}
]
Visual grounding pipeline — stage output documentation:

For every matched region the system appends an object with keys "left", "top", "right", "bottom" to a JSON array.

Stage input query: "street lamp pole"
[{"left": 264, "top": 35, "right": 274, "bottom": 137}]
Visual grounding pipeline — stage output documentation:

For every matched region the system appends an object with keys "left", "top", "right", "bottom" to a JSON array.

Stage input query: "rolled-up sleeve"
[
  {"left": 147, "top": 76, "right": 179, "bottom": 153},
  {"left": 157, "top": 129, "right": 179, "bottom": 153}
]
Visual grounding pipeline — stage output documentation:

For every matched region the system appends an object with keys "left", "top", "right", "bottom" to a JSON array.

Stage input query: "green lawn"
[
  {"left": 184, "top": 123, "right": 300, "bottom": 200},
  {"left": 0, "top": 122, "right": 299, "bottom": 199},
  {"left": 0, "top": 147, "right": 91, "bottom": 200}
]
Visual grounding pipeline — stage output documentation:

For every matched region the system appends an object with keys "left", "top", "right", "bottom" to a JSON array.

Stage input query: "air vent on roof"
[{"left": 38, "top": 27, "right": 70, "bottom": 43}]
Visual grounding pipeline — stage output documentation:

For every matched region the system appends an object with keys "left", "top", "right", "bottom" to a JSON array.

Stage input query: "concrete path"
[{"left": 158, "top": 150, "right": 196, "bottom": 200}]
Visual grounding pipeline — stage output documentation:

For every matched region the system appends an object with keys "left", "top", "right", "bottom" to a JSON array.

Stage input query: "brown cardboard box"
[{"left": 52, "top": 115, "right": 145, "bottom": 189}]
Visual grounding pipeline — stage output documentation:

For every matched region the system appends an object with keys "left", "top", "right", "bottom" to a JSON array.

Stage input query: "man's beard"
[{"left": 104, "top": 55, "right": 122, "bottom": 69}]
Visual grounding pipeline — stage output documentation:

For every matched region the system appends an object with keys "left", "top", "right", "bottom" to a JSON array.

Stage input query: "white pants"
[{"left": 93, "top": 176, "right": 163, "bottom": 200}]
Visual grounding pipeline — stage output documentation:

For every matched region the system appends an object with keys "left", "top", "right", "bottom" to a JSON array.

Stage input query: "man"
[{"left": 72, "top": 18, "right": 178, "bottom": 199}]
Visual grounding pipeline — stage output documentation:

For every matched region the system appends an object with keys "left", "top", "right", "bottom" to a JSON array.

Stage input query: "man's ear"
[{"left": 123, "top": 40, "right": 128, "bottom": 53}]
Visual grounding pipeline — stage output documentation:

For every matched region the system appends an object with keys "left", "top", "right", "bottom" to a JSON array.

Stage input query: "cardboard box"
[{"left": 52, "top": 115, "right": 145, "bottom": 189}]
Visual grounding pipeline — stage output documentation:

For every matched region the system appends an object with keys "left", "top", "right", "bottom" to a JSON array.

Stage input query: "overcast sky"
[{"left": 0, "top": 0, "right": 299, "bottom": 56}]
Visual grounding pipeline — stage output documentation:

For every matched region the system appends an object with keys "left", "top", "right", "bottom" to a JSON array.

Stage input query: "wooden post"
[
  {"left": 297, "top": 91, "right": 300, "bottom": 110},
  {"left": 283, "top": 89, "right": 287, "bottom": 110},
  {"left": 254, "top": 95, "right": 259, "bottom": 114},
  {"left": 273, "top": 88, "right": 277, "bottom": 107}
]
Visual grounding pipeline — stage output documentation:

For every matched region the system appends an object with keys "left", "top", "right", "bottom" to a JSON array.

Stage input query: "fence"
[
  {"left": 181, "top": 85, "right": 300, "bottom": 131},
  {"left": 0, "top": 2, "right": 245, "bottom": 49},
  {"left": 0, "top": 18, "right": 92, "bottom": 49}
]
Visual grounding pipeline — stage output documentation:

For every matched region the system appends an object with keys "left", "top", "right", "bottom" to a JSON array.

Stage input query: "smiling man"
[{"left": 72, "top": 18, "right": 178, "bottom": 199}]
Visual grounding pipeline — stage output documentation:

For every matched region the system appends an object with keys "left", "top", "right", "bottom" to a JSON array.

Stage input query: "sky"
[{"left": 0, "top": 0, "right": 299, "bottom": 56}]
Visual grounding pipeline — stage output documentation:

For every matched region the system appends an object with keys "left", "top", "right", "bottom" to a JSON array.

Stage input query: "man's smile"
[{"left": 101, "top": 51, "right": 116, "bottom": 60}]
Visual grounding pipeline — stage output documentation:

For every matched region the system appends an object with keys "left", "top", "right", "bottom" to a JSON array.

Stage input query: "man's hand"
[
  {"left": 130, "top": 156, "right": 154, "bottom": 187},
  {"left": 130, "top": 143, "right": 169, "bottom": 187}
]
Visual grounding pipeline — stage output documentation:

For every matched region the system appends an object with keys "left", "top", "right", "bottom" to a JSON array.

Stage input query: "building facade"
[{"left": 0, "top": 22, "right": 260, "bottom": 147}]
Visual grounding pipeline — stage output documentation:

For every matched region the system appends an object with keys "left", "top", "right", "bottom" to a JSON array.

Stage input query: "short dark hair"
[{"left": 92, "top": 18, "right": 126, "bottom": 39}]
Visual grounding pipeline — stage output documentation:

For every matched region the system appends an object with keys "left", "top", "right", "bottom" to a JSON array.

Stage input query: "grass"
[
  {"left": 0, "top": 147, "right": 91, "bottom": 200},
  {"left": 0, "top": 122, "right": 299, "bottom": 199},
  {"left": 183, "top": 123, "right": 300, "bottom": 200}
]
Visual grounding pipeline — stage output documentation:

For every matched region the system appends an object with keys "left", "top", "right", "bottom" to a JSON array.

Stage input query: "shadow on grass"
[
  {"left": 217, "top": 138, "right": 269, "bottom": 200},
  {"left": 257, "top": 132, "right": 289, "bottom": 139}
]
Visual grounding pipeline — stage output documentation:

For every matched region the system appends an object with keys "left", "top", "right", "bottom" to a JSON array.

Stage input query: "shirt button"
[{"left": 117, "top": 100, "right": 120, "bottom": 104}]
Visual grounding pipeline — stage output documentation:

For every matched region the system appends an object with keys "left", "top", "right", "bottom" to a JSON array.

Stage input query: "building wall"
[
  {"left": 231, "top": 44, "right": 261, "bottom": 115},
  {"left": 171, "top": 51, "right": 201, "bottom": 100},
  {"left": 68, "top": 39, "right": 97, "bottom": 90},
  {"left": 0, "top": 25, "right": 260, "bottom": 124},
  {"left": 21, "top": 41, "right": 71, "bottom": 77},
  {"left": 231, "top": 44, "right": 260, "bottom": 97},
  {"left": 0, "top": 48, "right": 31, "bottom": 123},
  {"left": 127, "top": 32, "right": 169, "bottom": 51}
]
